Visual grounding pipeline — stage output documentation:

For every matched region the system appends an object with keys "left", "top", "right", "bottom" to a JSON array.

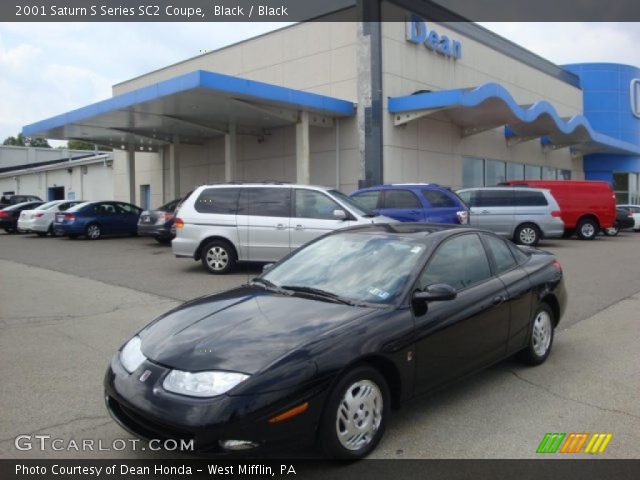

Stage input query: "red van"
[{"left": 501, "top": 180, "right": 616, "bottom": 240}]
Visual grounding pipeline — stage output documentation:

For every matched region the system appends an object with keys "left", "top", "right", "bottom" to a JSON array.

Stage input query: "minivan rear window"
[
  {"left": 477, "top": 190, "right": 514, "bottom": 207},
  {"left": 194, "top": 188, "right": 240, "bottom": 214}
]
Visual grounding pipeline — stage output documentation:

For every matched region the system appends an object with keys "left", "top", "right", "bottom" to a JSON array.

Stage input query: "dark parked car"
[
  {"left": 54, "top": 201, "right": 142, "bottom": 239},
  {"left": 137, "top": 198, "right": 181, "bottom": 244},
  {"left": 350, "top": 183, "right": 468, "bottom": 224},
  {"left": 0, "top": 201, "right": 45, "bottom": 233},
  {"left": 0, "top": 194, "right": 42, "bottom": 208},
  {"left": 603, "top": 207, "right": 635, "bottom": 236},
  {"left": 105, "top": 224, "right": 566, "bottom": 459}
]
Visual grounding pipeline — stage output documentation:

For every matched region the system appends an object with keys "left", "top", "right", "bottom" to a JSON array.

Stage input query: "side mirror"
[
  {"left": 411, "top": 284, "right": 456, "bottom": 315},
  {"left": 333, "top": 209, "right": 347, "bottom": 220},
  {"left": 262, "top": 263, "right": 275, "bottom": 272}
]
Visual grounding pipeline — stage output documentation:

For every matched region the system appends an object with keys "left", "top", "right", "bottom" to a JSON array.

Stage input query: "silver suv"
[
  {"left": 456, "top": 187, "right": 564, "bottom": 246},
  {"left": 172, "top": 183, "right": 396, "bottom": 273}
]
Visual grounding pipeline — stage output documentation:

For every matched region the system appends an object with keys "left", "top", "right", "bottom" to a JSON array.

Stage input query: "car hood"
[{"left": 139, "top": 286, "right": 373, "bottom": 374}]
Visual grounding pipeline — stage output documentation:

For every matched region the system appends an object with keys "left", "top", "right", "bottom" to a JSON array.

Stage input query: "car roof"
[
  {"left": 457, "top": 186, "right": 550, "bottom": 193},
  {"left": 355, "top": 183, "right": 445, "bottom": 191},
  {"left": 193, "top": 183, "right": 332, "bottom": 192},
  {"left": 331, "top": 222, "right": 481, "bottom": 241}
]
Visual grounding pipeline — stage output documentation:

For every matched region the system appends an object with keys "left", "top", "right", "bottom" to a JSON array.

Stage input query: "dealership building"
[{"left": 21, "top": 1, "right": 640, "bottom": 208}]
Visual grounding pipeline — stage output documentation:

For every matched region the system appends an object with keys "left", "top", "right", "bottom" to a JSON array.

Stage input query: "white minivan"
[{"left": 172, "top": 183, "right": 396, "bottom": 273}]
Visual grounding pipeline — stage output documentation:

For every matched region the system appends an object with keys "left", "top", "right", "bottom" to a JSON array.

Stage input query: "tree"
[
  {"left": 65, "top": 140, "right": 112, "bottom": 151},
  {"left": 2, "top": 133, "right": 51, "bottom": 148}
]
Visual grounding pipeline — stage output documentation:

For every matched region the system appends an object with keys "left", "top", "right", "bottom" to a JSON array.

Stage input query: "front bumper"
[{"left": 104, "top": 354, "right": 327, "bottom": 454}]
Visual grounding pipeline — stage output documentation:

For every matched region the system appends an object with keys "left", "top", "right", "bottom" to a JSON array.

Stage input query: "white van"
[{"left": 172, "top": 183, "right": 396, "bottom": 273}]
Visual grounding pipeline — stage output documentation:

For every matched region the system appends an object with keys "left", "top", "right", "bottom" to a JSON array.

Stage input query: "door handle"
[
  {"left": 492, "top": 295, "right": 506, "bottom": 306},
  {"left": 276, "top": 224, "right": 287, "bottom": 230},
  {"left": 294, "top": 224, "right": 304, "bottom": 231}
]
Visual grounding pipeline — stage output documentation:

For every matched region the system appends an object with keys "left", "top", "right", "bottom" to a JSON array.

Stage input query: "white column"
[
  {"left": 225, "top": 124, "right": 237, "bottom": 182},
  {"left": 296, "top": 111, "right": 310, "bottom": 184},
  {"left": 169, "top": 137, "right": 180, "bottom": 199},
  {"left": 127, "top": 146, "right": 136, "bottom": 204}
]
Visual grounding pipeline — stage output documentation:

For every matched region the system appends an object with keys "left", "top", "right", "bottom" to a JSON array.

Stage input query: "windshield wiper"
[
  {"left": 250, "top": 278, "right": 291, "bottom": 295},
  {"left": 280, "top": 285, "right": 358, "bottom": 306}
]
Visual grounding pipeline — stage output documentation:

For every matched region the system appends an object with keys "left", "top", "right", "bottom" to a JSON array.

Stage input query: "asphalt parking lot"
[{"left": 0, "top": 231, "right": 639, "bottom": 459}]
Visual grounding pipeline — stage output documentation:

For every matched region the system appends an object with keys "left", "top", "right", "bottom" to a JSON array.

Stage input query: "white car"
[
  {"left": 18, "top": 200, "right": 85, "bottom": 236},
  {"left": 172, "top": 183, "right": 397, "bottom": 274},
  {"left": 617, "top": 205, "right": 640, "bottom": 231}
]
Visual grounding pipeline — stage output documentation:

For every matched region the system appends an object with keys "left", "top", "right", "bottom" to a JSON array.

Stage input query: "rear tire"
[
  {"left": 517, "top": 303, "right": 555, "bottom": 366},
  {"left": 200, "top": 240, "right": 236, "bottom": 274},
  {"left": 603, "top": 224, "right": 620, "bottom": 236},
  {"left": 155, "top": 236, "right": 172, "bottom": 245},
  {"left": 85, "top": 223, "right": 101, "bottom": 240},
  {"left": 514, "top": 223, "right": 540, "bottom": 246},
  {"left": 320, "top": 365, "right": 390, "bottom": 459},
  {"left": 36, "top": 232, "right": 47, "bottom": 237},
  {"left": 577, "top": 217, "right": 598, "bottom": 240}
]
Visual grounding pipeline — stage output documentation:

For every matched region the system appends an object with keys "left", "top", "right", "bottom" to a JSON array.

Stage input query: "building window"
[
  {"left": 613, "top": 172, "right": 640, "bottom": 205},
  {"left": 542, "top": 167, "right": 557, "bottom": 180},
  {"left": 525, "top": 164, "right": 542, "bottom": 180},
  {"left": 485, "top": 160, "right": 506, "bottom": 186},
  {"left": 558, "top": 170, "right": 572, "bottom": 180},
  {"left": 462, "top": 157, "right": 484, "bottom": 188},
  {"left": 506, "top": 163, "right": 524, "bottom": 181}
]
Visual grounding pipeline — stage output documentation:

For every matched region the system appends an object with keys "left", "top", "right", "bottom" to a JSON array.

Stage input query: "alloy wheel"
[
  {"left": 532, "top": 310, "right": 552, "bottom": 357},
  {"left": 581, "top": 222, "right": 595, "bottom": 238},
  {"left": 87, "top": 225, "right": 101, "bottom": 239},
  {"left": 206, "top": 246, "right": 229, "bottom": 271},
  {"left": 519, "top": 227, "right": 537, "bottom": 245},
  {"left": 335, "top": 380, "right": 383, "bottom": 451}
]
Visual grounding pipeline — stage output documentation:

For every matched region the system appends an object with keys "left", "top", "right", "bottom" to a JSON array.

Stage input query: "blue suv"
[{"left": 349, "top": 184, "right": 469, "bottom": 224}]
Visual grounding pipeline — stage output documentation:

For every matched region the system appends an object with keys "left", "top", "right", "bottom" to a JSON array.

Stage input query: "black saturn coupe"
[{"left": 105, "top": 223, "right": 566, "bottom": 459}]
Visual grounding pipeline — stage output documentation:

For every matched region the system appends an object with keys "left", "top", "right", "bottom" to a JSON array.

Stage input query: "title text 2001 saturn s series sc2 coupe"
[{"left": 104, "top": 224, "right": 566, "bottom": 459}]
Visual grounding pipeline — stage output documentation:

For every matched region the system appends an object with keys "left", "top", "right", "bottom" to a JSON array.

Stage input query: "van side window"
[
  {"left": 422, "top": 190, "right": 457, "bottom": 208},
  {"left": 477, "top": 190, "right": 514, "bottom": 207},
  {"left": 238, "top": 188, "right": 291, "bottom": 217},
  {"left": 382, "top": 190, "right": 421, "bottom": 209},
  {"left": 513, "top": 191, "right": 548, "bottom": 206},
  {"left": 294, "top": 190, "right": 341, "bottom": 220},
  {"left": 195, "top": 188, "right": 240, "bottom": 214}
]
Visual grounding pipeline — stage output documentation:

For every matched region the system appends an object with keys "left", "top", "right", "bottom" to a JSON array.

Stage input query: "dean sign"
[{"left": 406, "top": 14, "right": 462, "bottom": 60}]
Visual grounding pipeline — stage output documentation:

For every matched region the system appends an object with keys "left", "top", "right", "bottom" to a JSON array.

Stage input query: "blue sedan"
[{"left": 54, "top": 201, "right": 142, "bottom": 239}]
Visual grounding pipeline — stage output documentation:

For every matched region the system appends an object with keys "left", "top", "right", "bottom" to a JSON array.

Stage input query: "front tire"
[
  {"left": 603, "top": 223, "right": 620, "bottom": 236},
  {"left": 577, "top": 217, "right": 598, "bottom": 240},
  {"left": 514, "top": 223, "right": 540, "bottom": 246},
  {"left": 320, "top": 365, "right": 390, "bottom": 459},
  {"left": 201, "top": 240, "right": 236, "bottom": 274},
  {"left": 517, "top": 303, "right": 555, "bottom": 366},
  {"left": 85, "top": 223, "right": 102, "bottom": 240}
]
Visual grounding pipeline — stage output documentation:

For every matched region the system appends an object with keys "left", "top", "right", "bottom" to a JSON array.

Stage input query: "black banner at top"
[{"left": 2, "top": 0, "right": 640, "bottom": 22}]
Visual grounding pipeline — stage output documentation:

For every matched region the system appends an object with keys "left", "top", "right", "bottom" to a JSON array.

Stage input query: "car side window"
[
  {"left": 483, "top": 235, "right": 517, "bottom": 274},
  {"left": 351, "top": 191, "right": 381, "bottom": 210},
  {"left": 422, "top": 189, "right": 457, "bottom": 208},
  {"left": 382, "top": 189, "right": 421, "bottom": 209},
  {"left": 238, "top": 188, "right": 291, "bottom": 217},
  {"left": 513, "top": 191, "right": 548, "bottom": 206},
  {"left": 294, "top": 189, "right": 342, "bottom": 220},
  {"left": 97, "top": 203, "right": 116, "bottom": 215},
  {"left": 419, "top": 234, "right": 492, "bottom": 291}
]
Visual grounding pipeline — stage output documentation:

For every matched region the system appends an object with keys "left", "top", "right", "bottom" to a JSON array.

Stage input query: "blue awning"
[
  {"left": 388, "top": 83, "right": 640, "bottom": 156},
  {"left": 23, "top": 70, "right": 355, "bottom": 151}
]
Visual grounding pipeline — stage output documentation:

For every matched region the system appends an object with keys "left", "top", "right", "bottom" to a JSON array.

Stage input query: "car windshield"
[
  {"left": 328, "top": 189, "right": 376, "bottom": 217},
  {"left": 36, "top": 201, "right": 60, "bottom": 210},
  {"left": 262, "top": 232, "right": 425, "bottom": 304},
  {"left": 66, "top": 202, "right": 92, "bottom": 212}
]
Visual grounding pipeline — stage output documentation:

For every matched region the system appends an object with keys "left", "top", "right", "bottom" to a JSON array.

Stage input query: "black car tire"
[
  {"left": 576, "top": 217, "right": 598, "bottom": 240},
  {"left": 85, "top": 223, "right": 102, "bottom": 240},
  {"left": 4, "top": 227, "right": 15, "bottom": 234},
  {"left": 517, "top": 303, "right": 555, "bottom": 366},
  {"left": 36, "top": 232, "right": 47, "bottom": 237},
  {"left": 201, "top": 240, "right": 236, "bottom": 274},
  {"left": 68, "top": 234, "right": 78, "bottom": 239},
  {"left": 603, "top": 223, "right": 620, "bottom": 236},
  {"left": 319, "top": 365, "right": 390, "bottom": 459},
  {"left": 514, "top": 223, "right": 540, "bottom": 246},
  {"left": 155, "top": 237, "right": 172, "bottom": 245}
]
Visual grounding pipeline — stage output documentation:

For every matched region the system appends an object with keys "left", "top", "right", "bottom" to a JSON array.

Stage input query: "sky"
[{"left": 1, "top": 22, "right": 639, "bottom": 146}]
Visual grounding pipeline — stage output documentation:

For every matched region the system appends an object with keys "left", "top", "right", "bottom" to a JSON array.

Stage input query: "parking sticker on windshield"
[{"left": 368, "top": 287, "right": 390, "bottom": 300}]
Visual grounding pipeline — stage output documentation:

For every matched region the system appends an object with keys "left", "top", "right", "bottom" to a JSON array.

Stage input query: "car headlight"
[
  {"left": 119, "top": 336, "right": 147, "bottom": 373},
  {"left": 163, "top": 370, "right": 249, "bottom": 397}
]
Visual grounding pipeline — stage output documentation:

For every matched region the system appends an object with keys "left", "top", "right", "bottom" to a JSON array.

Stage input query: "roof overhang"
[
  {"left": 388, "top": 83, "right": 640, "bottom": 156},
  {"left": 0, "top": 153, "right": 112, "bottom": 179},
  {"left": 23, "top": 70, "right": 356, "bottom": 152}
]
